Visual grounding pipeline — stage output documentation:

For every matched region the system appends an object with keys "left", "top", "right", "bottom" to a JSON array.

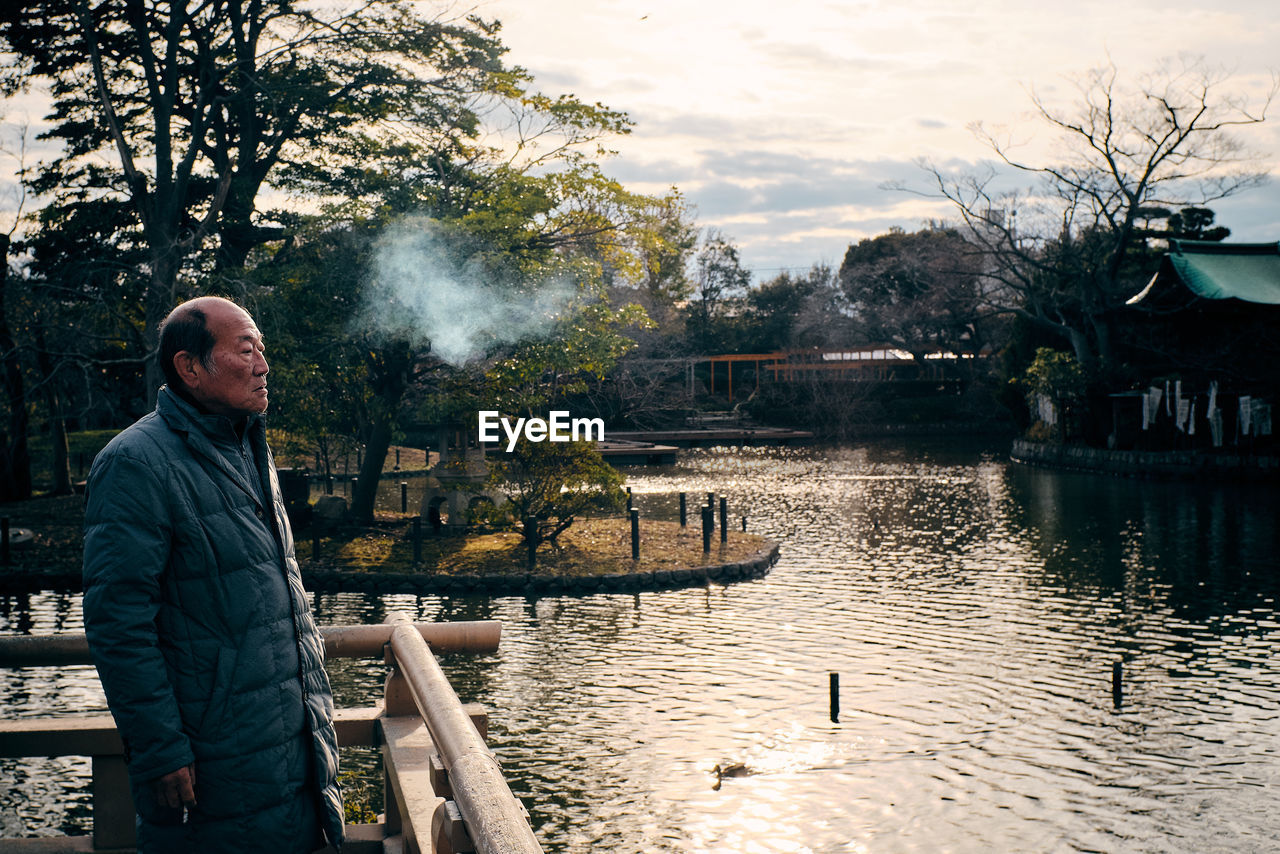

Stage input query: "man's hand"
[{"left": 155, "top": 764, "right": 197, "bottom": 809}]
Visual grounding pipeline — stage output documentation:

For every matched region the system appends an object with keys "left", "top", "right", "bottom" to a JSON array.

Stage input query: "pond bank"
[
  {"left": 0, "top": 496, "right": 778, "bottom": 596},
  {"left": 304, "top": 541, "right": 780, "bottom": 597},
  {"left": 1011, "top": 438, "right": 1280, "bottom": 481}
]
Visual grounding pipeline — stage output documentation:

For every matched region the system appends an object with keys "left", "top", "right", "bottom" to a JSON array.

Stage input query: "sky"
[
  {"left": 2, "top": 1, "right": 1277, "bottom": 284},
  {"left": 476, "top": 0, "right": 1280, "bottom": 280}
]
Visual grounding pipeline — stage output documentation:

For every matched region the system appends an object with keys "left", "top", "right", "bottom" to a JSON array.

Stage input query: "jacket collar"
[
  {"left": 158, "top": 385, "right": 264, "bottom": 442},
  {"left": 157, "top": 386, "right": 267, "bottom": 509}
]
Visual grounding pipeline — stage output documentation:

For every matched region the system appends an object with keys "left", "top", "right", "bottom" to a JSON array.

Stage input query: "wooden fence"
[{"left": 0, "top": 616, "right": 542, "bottom": 854}]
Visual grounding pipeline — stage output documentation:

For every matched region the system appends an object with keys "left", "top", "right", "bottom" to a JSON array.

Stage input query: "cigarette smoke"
[{"left": 361, "top": 216, "right": 576, "bottom": 365}]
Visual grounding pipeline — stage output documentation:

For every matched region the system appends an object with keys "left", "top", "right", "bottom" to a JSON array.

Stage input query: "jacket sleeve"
[{"left": 82, "top": 447, "right": 194, "bottom": 783}]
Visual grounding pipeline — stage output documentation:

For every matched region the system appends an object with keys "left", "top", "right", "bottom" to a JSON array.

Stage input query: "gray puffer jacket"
[{"left": 83, "top": 387, "right": 343, "bottom": 852}]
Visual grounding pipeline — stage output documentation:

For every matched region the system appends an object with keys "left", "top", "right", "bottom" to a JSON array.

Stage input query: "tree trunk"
[
  {"left": 34, "top": 328, "right": 73, "bottom": 495},
  {"left": 1065, "top": 326, "right": 1096, "bottom": 373},
  {"left": 350, "top": 416, "right": 393, "bottom": 523},
  {"left": 143, "top": 248, "right": 183, "bottom": 408},
  {"left": 350, "top": 346, "right": 413, "bottom": 522},
  {"left": 0, "top": 233, "right": 32, "bottom": 502},
  {"left": 49, "top": 412, "right": 73, "bottom": 496}
]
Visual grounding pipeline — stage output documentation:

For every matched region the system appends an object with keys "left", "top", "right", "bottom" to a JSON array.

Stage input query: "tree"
[
  {"left": 922, "top": 58, "right": 1276, "bottom": 373},
  {"left": 486, "top": 437, "right": 624, "bottom": 554},
  {"left": 741, "top": 264, "right": 841, "bottom": 353},
  {"left": 617, "top": 189, "right": 698, "bottom": 310},
  {"left": 0, "top": 231, "right": 29, "bottom": 501},
  {"left": 0, "top": 119, "right": 31, "bottom": 500},
  {"left": 687, "top": 230, "right": 750, "bottom": 353},
  {"left": 838, "top": 227, "right": 989, "bottom": 360},
  {"left": 1022, "top": 347, "right": 1088, "bottom": 443},
  {"left": 0, "top": 0, "right": 595, "bottom": 399}
]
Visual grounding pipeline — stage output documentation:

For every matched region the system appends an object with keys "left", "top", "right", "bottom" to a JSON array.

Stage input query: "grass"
[
  {"left": 307, "top": 515, "right": 767, "bottom": 577},
  {"left": 26, "top": 429, "right": 121, "bottom": 487},
  {"left": 7, "top": 432, "right": 770, "bottom": 580}
]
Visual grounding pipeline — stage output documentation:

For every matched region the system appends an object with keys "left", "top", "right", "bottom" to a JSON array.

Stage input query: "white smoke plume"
[{"left": 360, "top": 216, "right": 577, "bottom": 365}]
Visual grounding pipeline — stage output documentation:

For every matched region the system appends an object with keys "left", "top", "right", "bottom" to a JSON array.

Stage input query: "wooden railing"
[{"left": 0, "top": 616, "right": 542, "bottom": 854}]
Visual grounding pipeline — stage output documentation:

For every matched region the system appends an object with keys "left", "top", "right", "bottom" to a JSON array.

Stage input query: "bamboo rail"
[
  {"left": 385, "top": 613, "right": 541, "bottom": 854},
  {"left": 0, "top": 621, "right": 502, "bottom": 667},
  {"left": 0, "top": 618, "right": 538, "bottom": 854}
]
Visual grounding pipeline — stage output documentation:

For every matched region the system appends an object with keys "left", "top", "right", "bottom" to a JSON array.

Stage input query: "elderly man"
[{"left": 82, "top": 296, "right": 343, "bottom": 853}]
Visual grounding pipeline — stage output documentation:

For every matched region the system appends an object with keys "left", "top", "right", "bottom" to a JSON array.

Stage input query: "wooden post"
[
  {"left": 524, "top": 517, "right": 537, "bottom": 571},
  {"left": 384, "top": 647, "right": 417, "bottom": 716},
  {"left": 830, "top": 673, "right": 840, "bottom": 723},
  {"left": 630, "top": 508, "right": 640, "bottom": 560},
  {"left": 706, "top": 492, "right": 715, "bottom": 528},
  {"left": 701, "top": 507, "right": 712, "bottom": 553},
  {"left": 679, "top": 492, "right": 687, "bottom": 527},
  {"left": 741, "top": 515, "right": 747, "bottom": 532},
  {"left": 626, "top": 486, "right": 633, "bottom": 512},
  {"left": 719, "top": 497, "right": 727, "bottom": 543},
  {"left": 401, "top": 481, "right": 409, "bottom": 513},
  {"left": 1112, "top": 661, "right": 1123, "bottom": 708},
  {"left": 92, "top": 754, "right": 135, "bottom": 849}
]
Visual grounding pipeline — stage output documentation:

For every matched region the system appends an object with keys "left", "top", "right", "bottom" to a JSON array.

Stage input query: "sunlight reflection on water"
[{"left": 4, "top": 439, "right": 1280, "bottom": 852}]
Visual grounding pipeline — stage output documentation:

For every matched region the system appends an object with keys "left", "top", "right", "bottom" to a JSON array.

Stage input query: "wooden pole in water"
[
  {"left": 400, "top": 482, "right": 408, "bottom": 513},
  {"left": 701, "top": 506, "right": 712, "bottom": 553},
  {"left": 679, "top": 492, "right": 687, "bottom": 527},
  {"left": 1112, "top": 661, "right": 1123, "bottom": 708},
  {"left": 830, "top": 673, "right": 840, "bottom": 722},
  {"left": 524, "top": 517, "right": 537, "bottom": 571},
  {"left": 719, "top": 497, "right": 728, "bottom": 543},
  {"left": 630, "top": 508, "right": 640, "bottom": 560}
]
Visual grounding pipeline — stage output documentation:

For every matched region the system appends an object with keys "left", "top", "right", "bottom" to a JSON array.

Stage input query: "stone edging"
[
  {"left": 302, "top": 542, "right": 781, "bottom": 597},
  {"left": 1011, "top": 438, "right": 1280, "bottom": 482}
]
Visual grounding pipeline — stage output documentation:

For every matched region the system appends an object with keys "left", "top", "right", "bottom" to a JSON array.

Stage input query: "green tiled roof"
[{"left": 1161, "top": 240, "right": 1280, "bottom": 305}]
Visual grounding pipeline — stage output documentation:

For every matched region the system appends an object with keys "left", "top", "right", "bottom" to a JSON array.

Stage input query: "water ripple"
[{"left": 5, "top": 440, "right": 1280, "bottom": 852}]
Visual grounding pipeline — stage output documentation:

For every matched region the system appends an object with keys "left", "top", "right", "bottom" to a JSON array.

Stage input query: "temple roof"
[{"left": 1128, "top": 240, "right": 1280, "bottom": 306}]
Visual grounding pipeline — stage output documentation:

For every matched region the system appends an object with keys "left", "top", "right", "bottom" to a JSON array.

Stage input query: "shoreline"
[
  {"left": 0, "top": 496, "right": 781, "bottom": 596},
  {"left": 1010, "top": 438, "right": 1280, "bottom": 482},
  {"left": 0, "top": 544, "right": 781, "bottom": 597}
]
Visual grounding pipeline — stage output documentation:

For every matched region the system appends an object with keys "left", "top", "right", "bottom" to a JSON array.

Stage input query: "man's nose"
[{"left": 254, "top": 351, "right": 269, "bottom": 375}]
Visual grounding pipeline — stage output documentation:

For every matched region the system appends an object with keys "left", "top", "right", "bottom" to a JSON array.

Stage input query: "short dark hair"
[{"left": 158, "top": 305, "right": 216, "bottom": 390}]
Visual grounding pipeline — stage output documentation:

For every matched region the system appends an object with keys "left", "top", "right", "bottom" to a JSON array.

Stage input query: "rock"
[
  {"left": 312, "top": 496, "right": 348, "bottom": 522},
  {"left": 6, "top": 528, "right": 35, "bottom": 550}
]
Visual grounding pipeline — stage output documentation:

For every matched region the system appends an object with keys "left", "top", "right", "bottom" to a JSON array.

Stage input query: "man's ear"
[{"left": 173, "top": 351, "right": 202, "bottom": 390}]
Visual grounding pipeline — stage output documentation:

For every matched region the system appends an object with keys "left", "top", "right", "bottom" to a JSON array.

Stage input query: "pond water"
[{"left": 4, "top": 440, "right": 1280, "bottom": 852}]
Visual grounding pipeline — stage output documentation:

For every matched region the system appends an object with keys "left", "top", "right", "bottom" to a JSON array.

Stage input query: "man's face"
[{"left": 184, "top": 301, "right": 270, "bottom": 418}]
